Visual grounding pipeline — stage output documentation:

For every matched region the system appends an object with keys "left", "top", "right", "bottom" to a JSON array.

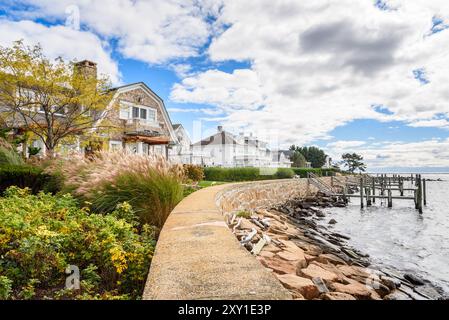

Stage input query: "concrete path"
[{"left": 143, "top": 183, "right": 292, "bottom": 300}]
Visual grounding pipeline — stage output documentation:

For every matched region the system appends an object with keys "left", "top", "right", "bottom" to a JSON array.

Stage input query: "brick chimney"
[{"left": 74, "top": 60, "right": 97, "bottom": 80}]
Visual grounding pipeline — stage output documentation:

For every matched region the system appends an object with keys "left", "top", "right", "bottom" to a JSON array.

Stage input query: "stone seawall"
[{"left": 143, "top": 178, "right": 328, "bottom": 300}]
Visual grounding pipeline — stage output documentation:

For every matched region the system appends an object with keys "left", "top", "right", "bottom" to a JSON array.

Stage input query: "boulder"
[
  {"left": 276, "top": 250, "right": 307, "bottom": 268},
  {"left": 404, "top": 273, "right": 425, "bottom": 286},
  {"left": 380, "top": 275, "right": 401, "bottom": 290},
  {"left": 299, "top": 264, "right": 339, "bottom": 283},
  {"left": 258, "top": 256, "right": 297, "bottom": 275},
  {"left": 275, "top": 274, "right": 320, "bottom": 300},
  {"left": 383, "top": 290, "right": 412, "bottom": 300},
  {"left": 328, "top": 219, "right": 337, "bottom": 225},
  {"left": 321, "top": 292, "right": 356, "bottom": 300},
  {"left": 317, "top": 254, "right": 348, "bottom": 266},
  {"left": 330, "top": 280, "right": 378, "bottom": 300},
  {"left": 338, "top": 265, "right": 371, "bottom": 279},
  {"left": 259, "top": 251, "right": 275, "bottom": 259}
]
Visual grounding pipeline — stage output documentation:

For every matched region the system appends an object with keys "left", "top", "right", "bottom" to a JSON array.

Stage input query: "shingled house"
[{"left": 1, "top": 60, "right": 178, "bottom": 159}]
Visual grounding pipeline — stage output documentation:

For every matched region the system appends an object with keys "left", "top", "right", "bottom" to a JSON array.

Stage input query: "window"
[
  {"left": 133, "top": 107, "right": 140, "bottom": 119},
  {"left": 119, "top": 103, "right": 130, "bottom": 119},
  {"left": 140, "top": 108, "right": 147, "bottom": 120},
  {"left": 120, "top": 102, "right": 157, "bottom": 124}
]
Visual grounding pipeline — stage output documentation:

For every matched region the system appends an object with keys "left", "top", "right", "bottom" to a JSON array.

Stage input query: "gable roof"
[
  {"left": 193, "top": 131, "right": 238, "bottom": 146},
  {"left": 103, "top": 82, "right": 178, "bottom": 144}
]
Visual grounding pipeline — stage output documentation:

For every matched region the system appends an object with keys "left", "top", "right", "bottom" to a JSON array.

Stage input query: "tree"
[
  {"left": 0, "top": 40, "right": 115, "bottom": 157},
  {"left": 290, "top": 145, "right": 327, "bottom": 168},
  {"left": 342, "top": 153, "right": 367, "bottom": 173},
  {"left": 290, "top": 150, "right": 307, "bottom": 167}
]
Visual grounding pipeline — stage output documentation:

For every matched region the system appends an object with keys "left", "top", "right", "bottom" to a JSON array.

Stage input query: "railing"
[{"left": 307, "top": 172, "right": 336, "bottom": 196}]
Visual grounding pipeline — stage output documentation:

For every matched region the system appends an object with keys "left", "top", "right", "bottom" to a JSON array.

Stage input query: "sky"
[{"left": 1, "top": 0, "right": 449, "bottom": 171}]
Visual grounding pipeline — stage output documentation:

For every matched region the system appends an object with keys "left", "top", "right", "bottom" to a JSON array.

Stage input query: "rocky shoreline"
[{"left": 227, "top": 192, "right": 447, "bottom": 300}]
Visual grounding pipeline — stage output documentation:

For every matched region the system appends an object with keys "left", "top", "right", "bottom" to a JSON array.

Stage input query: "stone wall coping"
[{"left": 143, "top": 180, "right": 296, "bottom": 300}]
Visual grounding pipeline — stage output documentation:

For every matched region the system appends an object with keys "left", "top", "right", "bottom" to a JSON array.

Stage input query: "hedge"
[
  {"left": 203, "top": 167, "right": 295, "bottom": 182},
  {"left": 0, "top": 165, "right": 62, "bottom": 195},
  {"left": 203, "top": 167, "right": 338, "bottom": 182}
]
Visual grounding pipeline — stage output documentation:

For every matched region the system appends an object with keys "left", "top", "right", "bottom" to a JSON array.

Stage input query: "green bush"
[
  {"left": 0, "top": 187, "right": 155, "bottom": 300},
  {"left": 203, "top": 167, "right": 338, "bottom": 181},
  {"left": 0, "top": 165, "right": 62, "bottom": 195},
  {"left": 204, "top": 167, "right": 263, "bottom": 182},
  {"left": 0, "top": 145, "right": 24, "bottom": 166},
  {"left": 183, "top": 164, "right": 205, "bottom": 182},
  {"left": 89, "top": 170, "right": 184, "bottom": 228},
  {"left": 275, "top": 168, "right": 295, "bottom": 179}
]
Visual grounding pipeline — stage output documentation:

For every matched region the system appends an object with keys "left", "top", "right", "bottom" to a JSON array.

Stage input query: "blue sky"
[{"left": 1, "top": 0, "right": 449, "bottom": 170}]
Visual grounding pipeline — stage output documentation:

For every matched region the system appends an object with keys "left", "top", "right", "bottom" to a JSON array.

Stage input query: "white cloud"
[
  {"left": 167, "top": 107, "right": 223, "bottom": 116},
  {"left": 324, "top": 138, "right": 449, "bottom": 168},
  {"left": 327, "top": 141, "right": 367, "bottom": 149},
  {"left": 171, "top": 0, "right": 449, "bottom": 153},
  {"left": 0, "top": 19, "right": 121, "bottom": 84},
  {"left": 8, "top": 0, "right": 218, "bottom": 64},
  {"left": 408, "top": 119, "right": 449, "bottom": 129}
]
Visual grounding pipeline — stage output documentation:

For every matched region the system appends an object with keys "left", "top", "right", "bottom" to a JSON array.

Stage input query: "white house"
[
  {"left": 168, "top": 124, "right": 194, "bottom": 164},
  {"left": 191, "top": 126, "right": 291, "bottom": 168}
]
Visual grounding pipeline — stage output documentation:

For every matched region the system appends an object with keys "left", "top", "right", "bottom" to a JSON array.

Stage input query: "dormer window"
[{"left": 120, "top": 101, "right": 157, "bottom": 124}]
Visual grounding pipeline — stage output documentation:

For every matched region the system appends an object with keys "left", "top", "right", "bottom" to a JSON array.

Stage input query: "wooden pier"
[{"left": 308, "top": 173, "right": 428, "bottom": 213}]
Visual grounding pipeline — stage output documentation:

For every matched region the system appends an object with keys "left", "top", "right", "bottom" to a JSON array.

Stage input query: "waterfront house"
[
  {"left": 1, "top": 60, "right": 179, "bottom": 159},
  {"left": 191, "top": 126, "right": 291, "bottom": 168}
]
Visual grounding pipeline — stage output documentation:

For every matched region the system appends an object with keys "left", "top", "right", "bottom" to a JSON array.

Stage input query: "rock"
[
  {"left": 328, "top": 219, "right": 337, "bottom": 225},
  {"left": 330, "top": 280, "right": 377, "bottom": 300},
  {"left": 258, "top": 256, "right": 297, "bottom": 275},
  {"left": 262, "top": 244, "right": 282, "bottom": 253},
  {"left": 331, "top": 232, "right": 350, "bottom": 240},
  {"left": 292, "top": 241, "right": 323, "bottom": 256},
  {"left": 259, "top": 251, "right": 275, "bottom": 259},
  {"left": 338, "top": 265, "right": 371, "bottom": 279},
  {"left": 312, "top": 277, "right": 329, "bottom": 293},
  {"left": 369, "top": 281, "right": 391, "bottom": 297},
  {"left": 321, "top": 292, "right": 356, "bottom": 300},
  {"left": 304, "top": 254, "right": 318, "bottom": 263},
  {"left": 239, "top": 219, "right": 260, "bottom": 230},
  {"left": 380, "top": 275, "right": 401, "bottom": 290},
  {"left": 414, "top": 284, "right": 443, "bottom": 300},
  {"left": 299, "top": 264, "right": 339, "bottom": 284},
  {"left": 276, "top": 251, "right": 306, "bottom": 267},
  {"left": 404, "top": 273, "right": 425, "bottom": 286},
  {"left": 317, "top": 254, "right": 348, "bottom": 266},
  {"left": 315, "top": 211, "right": 326, "bottom": 218},
  {"left": 275, "top": 274, "right": 320, "bottom": 300},
  {"left": 384, "top": 290, "right": 412, "bottom": 300}
]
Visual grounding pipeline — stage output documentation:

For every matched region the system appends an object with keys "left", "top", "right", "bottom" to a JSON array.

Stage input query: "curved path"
[{"left": 143, "top": 179, "right": 322, "bottom": 300}]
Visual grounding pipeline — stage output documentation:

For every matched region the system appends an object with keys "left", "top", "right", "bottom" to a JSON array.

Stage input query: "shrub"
[
  {"left": 45, "top": 151, "right": 184, "bottom": 228},
  {"left": 183, "top": 164, "right": 205, "bottom": 182},
  {"left": 0, "top": 187, "right": 155, "bottom": 300},
  {"left": 275, "top": 168, "right": 295, "bottom": 179},
  {"left": 90, "top": 170, "right": 184, "bottom": 228},
  {"left": 0, "top": 165, "right": 62, "bottom": 195},
  {"left": 204, "top": 167, "right": 263, "bottom": 182},
  {"left": 0, "top": 143, "right": 24, "bottom": 166}
]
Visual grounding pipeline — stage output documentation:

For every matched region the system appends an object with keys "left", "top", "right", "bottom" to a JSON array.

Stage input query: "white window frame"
[{"left": 119, "top": 101, "right": 158, "bottom": 125}]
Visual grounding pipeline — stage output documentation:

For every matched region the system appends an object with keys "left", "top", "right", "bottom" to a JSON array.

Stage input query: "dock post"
[
  {"left": 423, "top": 178, "right": 427, "bottom": 206},
  {"left": 360, "top": 178, "right": 364, "bottom": 209},
  {"left": 367, "top": 187, "right": 372, "bottom": 206},
  {"left": 418, "top": 175, "right": 423, "bottom": 213},
  {"left": 388, "top": 189, "right": 393, "bottom": 208},
  {"left": 372, "top": 178, "right": 375, "bottom": 204}
]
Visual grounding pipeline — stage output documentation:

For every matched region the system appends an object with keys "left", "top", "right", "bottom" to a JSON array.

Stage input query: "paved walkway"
[{"left": 143, "top": 183, "right": 292, "bottom": 300}]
